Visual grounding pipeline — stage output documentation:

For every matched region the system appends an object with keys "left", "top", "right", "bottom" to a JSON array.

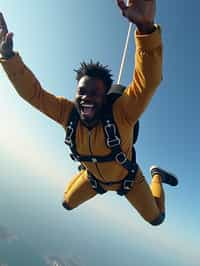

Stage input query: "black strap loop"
[
  {"left": 104, "top": 121, "right": 121, "bottom": 148},
  {"left": 87, "top": 163, "right": 138, "bottom": 196},
  {"left": 65, "top": 122, "right": 74, "bottom": 146},
  {"left": 88, "top": 173, "right": 107, "bottom": 194},
  {"left": 117, "top": 163, "right": 138, "bottom": 195}
]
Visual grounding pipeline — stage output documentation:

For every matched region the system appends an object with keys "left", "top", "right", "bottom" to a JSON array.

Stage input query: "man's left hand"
[{"left": 117, "top": 0, "right": 156, "bottom": 33}]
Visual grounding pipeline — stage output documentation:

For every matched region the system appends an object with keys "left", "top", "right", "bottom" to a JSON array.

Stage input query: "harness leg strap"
[
  {"left": 117, "top": 164, "right": 138, "bottom": 196},
  {"left": 88, "top": 174, "right": 107, "bottom": 195}
]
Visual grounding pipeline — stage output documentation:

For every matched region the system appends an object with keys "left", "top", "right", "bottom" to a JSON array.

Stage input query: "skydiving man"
[{"left": 0, "top": 0, "right": 178, "bottom": 226}]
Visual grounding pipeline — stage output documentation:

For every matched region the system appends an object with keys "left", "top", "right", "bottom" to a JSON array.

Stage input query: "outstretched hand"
[
  {"left": 117, "top": 0, "right": 156, "bottom": 33},
  {"left": 0, "top": 13, "right": 14, "bottom": 58}
]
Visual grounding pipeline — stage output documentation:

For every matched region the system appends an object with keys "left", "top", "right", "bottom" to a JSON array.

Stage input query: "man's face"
[{"left": 75, "top": 76, "right": 107, "bottom": 127}]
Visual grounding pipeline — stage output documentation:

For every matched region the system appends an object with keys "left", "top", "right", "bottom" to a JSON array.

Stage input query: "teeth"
[{"left": 81, "top": 103, "right": 94, "bottom": 108}]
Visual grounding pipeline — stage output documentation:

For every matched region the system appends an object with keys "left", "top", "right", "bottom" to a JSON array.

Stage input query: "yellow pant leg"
[
  {"left": 150, "top": 174, "right": 165, "bottom": 214},
  {"left": 63, "top": 170, "right": 97, "bottom": 210},
  {"left": 125, "top": 167, "right": 165, "bottom": 224}
]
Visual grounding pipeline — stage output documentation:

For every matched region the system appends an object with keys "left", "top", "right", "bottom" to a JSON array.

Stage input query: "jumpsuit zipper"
[{"left": 88, "top": 130, "right": 106, "bottom": 181}]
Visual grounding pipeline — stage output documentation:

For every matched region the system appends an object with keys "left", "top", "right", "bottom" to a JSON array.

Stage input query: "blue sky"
[{"left": 0, "top": 1, "right": 199, "bottom": 266}]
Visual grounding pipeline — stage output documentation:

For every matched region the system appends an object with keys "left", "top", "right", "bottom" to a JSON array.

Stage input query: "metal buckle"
[
  {"left": 91, "top": 157, "right": 98, "bottom": 163},
  {"left": 70, "top": 153, "right": 79, "bottom": 161},
  {"left": 123, "top": 179, "right": 133, "bottom": 190},
  {"left": 104, "top": 123, "right": 121, "bottom": 148},
  {"left": 78, "top": 164, "right": 86, "bottom": 171},
  {"left": 64, "top": 138, "right": 71, "bottom": 145},
  {"left": 89, "top": 178, "right": 98, "bottom": 189},
  {"left": 115, "top": 152, "right": 127, "bottom": 165},
  {"left": 65, "top": 124, "right": 74, "bottom": 146},
  {"left": 107, "top": 138, "right": 120, "bottom": 148}
]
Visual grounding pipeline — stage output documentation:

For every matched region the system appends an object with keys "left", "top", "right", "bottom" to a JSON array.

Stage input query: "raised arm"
[
  {"left": 117, "top": 0, "right": 155, "bottom": 34},
  {"left": 0, "top": 13, "right": 73, "bottom": 127},
  {"left": 115, "top": 0, "right": 162, "bottom": 124}
]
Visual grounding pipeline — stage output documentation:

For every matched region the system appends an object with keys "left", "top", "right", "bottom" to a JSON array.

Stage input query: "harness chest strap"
[{"left": 64, "top": 105, "right": 138, "bottom": 195}]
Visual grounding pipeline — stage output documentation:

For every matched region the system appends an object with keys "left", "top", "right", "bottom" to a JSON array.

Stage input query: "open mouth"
[{"left": 80, "top": 102, "right": 96, "bottom": 120}]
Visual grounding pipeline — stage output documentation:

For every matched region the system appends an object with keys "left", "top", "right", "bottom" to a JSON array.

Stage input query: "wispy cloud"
[
  {"left": 44, "top": 256, "right": 65, "bottom": 266},
  {"left": 87, "top": 197, "right": 200, "bottom": 266},
  {"left": 0, "top": 225, "right": 18, "bottom": 243},
  {"left": 0, "top": 78, "right": 67, "bottom": 184},
  {"left": 44, "top": 255, "right": 83, "bottom": 266}
]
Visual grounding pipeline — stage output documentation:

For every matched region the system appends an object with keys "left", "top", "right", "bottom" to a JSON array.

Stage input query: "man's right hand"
[{"left": 0, "top": 13, "right": 14, "bottom": 59}]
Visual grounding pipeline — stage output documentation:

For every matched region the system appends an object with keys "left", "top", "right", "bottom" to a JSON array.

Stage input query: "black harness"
[{"left": 64, "top": 87, "right": 139, "bottom": 196}]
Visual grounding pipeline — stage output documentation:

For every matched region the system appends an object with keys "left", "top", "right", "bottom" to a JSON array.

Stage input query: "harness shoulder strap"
[
  {"left": 107, "top": 84, "right": 139, "bottom": 145},
  {"left": 133, "top": 120, "right": 139, "bottom": 144},
  {"left": 64, "top": 106, "right": 79, "bottom": 157}
]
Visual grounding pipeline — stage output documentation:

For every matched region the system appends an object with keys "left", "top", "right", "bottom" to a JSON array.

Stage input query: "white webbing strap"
[{"left": 117, "top": 0, "right": 133, "bottom": 84}]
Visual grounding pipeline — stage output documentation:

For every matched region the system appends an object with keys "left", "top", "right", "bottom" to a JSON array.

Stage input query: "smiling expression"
[{"left": 75, "top": 76, "right": 107, "bottom": 128}]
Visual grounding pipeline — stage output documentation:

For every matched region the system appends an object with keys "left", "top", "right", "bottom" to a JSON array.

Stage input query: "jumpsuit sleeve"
[
  {"left": 114, "top": 25, "right": 163, "bottom": 125},
  {"left": 0, "top": 53, "right": 74, "bottom": 128}
]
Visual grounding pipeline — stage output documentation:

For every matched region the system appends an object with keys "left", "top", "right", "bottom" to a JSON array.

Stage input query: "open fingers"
[
  {"left": 4, "top": 32, "right": 13, "bottom": 50},
  {"left": 0, "top": 12, "right": 8, "bottom": 33},
  {"left": 117, "top": 0, "right": 127, "bottom": 11}
]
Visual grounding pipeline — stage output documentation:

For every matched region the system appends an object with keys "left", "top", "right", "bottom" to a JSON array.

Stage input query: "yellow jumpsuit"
[{"left": 0, "top": 26, "right": 164, "bottom": 224}]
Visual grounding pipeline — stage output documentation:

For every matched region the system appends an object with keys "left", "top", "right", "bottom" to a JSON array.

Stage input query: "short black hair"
[{"left": 74, "top": 60, "right": 113, "bottom": 93}]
